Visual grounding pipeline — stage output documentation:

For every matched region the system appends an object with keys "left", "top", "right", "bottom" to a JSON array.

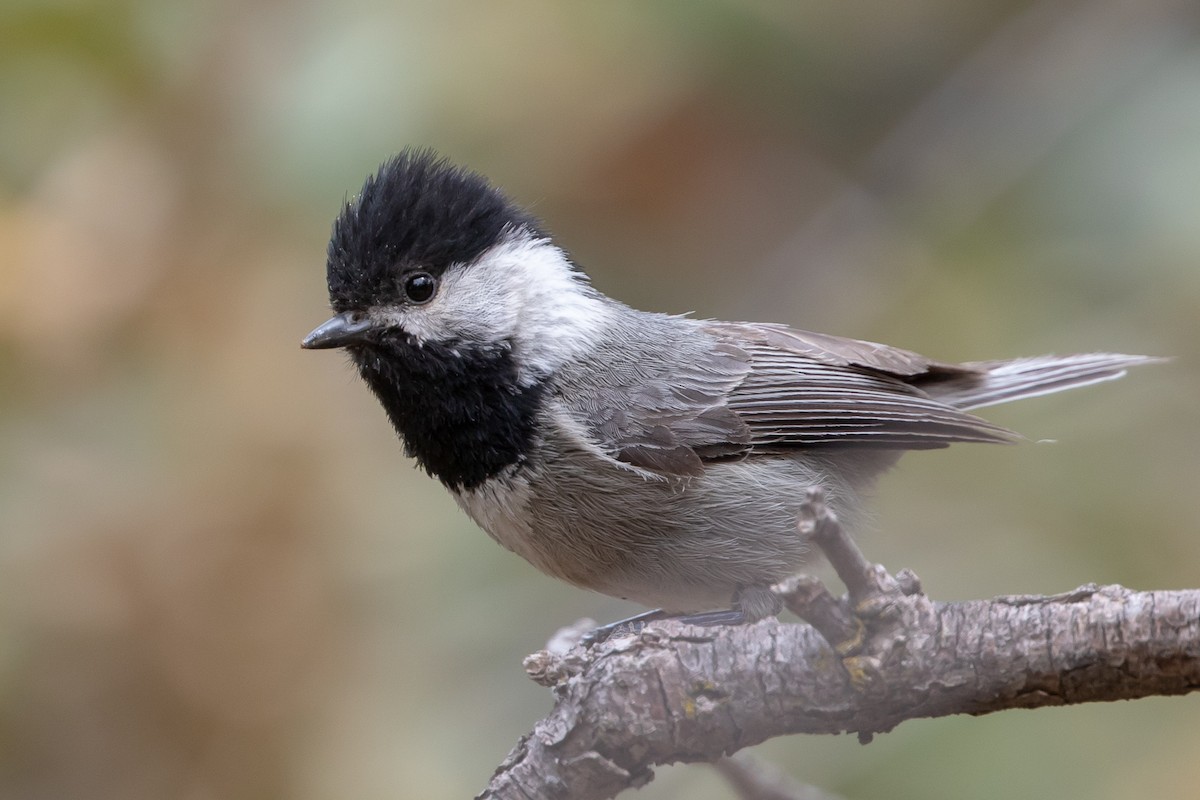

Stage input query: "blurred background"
[{"left": 1, "top": 0, "right": 1198, "bottom": 798}]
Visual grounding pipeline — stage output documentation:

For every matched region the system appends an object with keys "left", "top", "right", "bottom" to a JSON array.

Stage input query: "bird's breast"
[{"left": 452, "top": 471, "right": 561, "bottom": 578}]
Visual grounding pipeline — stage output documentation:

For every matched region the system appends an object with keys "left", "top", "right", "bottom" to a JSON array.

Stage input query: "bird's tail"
[{"left": 924, "top": 353, "right": 1163, "bottom": 411}]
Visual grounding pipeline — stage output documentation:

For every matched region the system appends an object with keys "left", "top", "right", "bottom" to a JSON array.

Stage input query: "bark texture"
[{"left": 480, "top": 583, "right": 1200, "bottom": 800}]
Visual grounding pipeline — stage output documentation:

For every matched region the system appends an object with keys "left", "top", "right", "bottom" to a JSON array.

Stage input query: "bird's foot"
[
  {"left": 579, "top": 586, "right": 781, "bottom": 648},
  {"left": 577, "top": 609, "right": 671, "bottom": 648}
]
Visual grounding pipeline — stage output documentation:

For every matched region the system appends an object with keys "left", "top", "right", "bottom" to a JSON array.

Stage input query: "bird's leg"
[
  {"left": 581, "top": 586, "right": 782, "bottom": 647},
  {"left": 579, "top": 609, "right": 672, "bottom": 647},
  {"left": 667, "top": 585, "right": 783, "bottom": 629}
]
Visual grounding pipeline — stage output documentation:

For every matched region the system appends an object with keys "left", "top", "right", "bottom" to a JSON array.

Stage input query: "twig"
[{"left": 714, "top": 752, "right": 846, "bottom": 800}]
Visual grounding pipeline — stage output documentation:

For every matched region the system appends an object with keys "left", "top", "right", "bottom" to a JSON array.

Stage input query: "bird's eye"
[{"left": 403, "top": 272, "right": 437, "bottom": 304}]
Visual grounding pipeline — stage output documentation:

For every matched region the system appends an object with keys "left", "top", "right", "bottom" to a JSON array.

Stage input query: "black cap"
[{"left": 325, "top": 148, "right": 541, "bottom": 312}]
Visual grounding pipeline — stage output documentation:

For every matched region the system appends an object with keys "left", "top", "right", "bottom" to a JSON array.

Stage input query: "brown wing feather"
[
  {"left": 705, "top": 322, "right": 1018, "bottom": 451},
  {"left": 722, "top": 321, "right": 972, "bottom": 376}
]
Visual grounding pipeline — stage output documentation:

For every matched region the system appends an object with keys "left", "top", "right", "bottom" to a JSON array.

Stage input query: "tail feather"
[{"left": 925, "top": 353, "right": 1164, "bottom": 411}]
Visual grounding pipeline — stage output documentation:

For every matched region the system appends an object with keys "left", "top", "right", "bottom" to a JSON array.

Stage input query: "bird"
[{"left": 302, "top": 148, "right": 1156, "bottom": 631}]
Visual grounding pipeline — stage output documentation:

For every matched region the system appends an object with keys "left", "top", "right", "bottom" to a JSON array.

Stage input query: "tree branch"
[{"left": 480, "top": 582, "right": 1200, "bottom": 799}]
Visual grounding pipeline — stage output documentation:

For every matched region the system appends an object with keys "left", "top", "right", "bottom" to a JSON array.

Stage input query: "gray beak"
[{"left": 301, "top": 311, "right": 375, "bottom": 349}]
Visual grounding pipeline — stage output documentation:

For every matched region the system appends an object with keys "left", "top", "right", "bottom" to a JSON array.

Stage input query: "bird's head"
[{"left": 302, "top": 149, "right": 611, "bottom": 383}]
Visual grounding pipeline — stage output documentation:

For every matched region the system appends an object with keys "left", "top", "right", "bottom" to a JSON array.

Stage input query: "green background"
[{"left": 2, "top": 1, "right": 1198, "bottom": 798}]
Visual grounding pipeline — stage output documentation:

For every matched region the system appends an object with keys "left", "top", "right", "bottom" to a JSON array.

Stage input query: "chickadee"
[{"left": 303, "top": 149, "right": 1155, "bottom": 629}]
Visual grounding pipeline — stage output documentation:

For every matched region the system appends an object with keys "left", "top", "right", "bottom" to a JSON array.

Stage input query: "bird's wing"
[
  {"left": 726, "top": 321, "right": 946, "bottom": 375},
  {"left": 706, "top": 321, "right": 1018, "bottom": 452},
  {"left": 579, "top": 339, "right": 755, "bottom": 477},
  {"left": 566, "top": 321, "right": 1018, "bottom": 478}
]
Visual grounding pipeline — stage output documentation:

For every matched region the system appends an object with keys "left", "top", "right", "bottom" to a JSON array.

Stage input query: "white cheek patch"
[
  {"left": 486, "top": 236, "right": 612, "bottom": 380},
  {"left": 369, "top": 232, "right": 612, "bottom": 381}
]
